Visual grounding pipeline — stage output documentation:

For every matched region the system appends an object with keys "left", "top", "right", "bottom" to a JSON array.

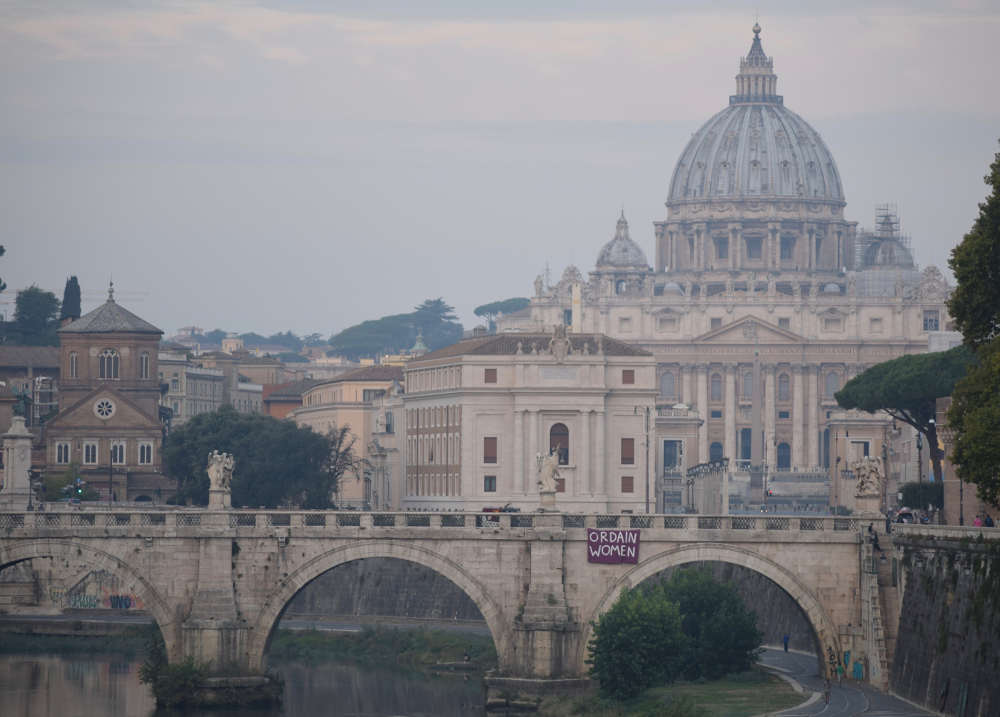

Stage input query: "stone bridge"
[{"left": 0, "top": 508, "right": 870, "bottom": 682}]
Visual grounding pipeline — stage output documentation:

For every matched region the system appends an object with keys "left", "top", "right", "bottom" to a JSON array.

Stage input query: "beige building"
[
  {"left": 401, "top": 330, "right": 657, "bottom": 513},
  {"left": 290, "top": 365, "right": 403, "bottom": 509},
  {"left": 43, "top": 288, "right": 175, "bottom": 502},
  {"left": 158, "top": 349, "right": 225, "bottom": 426},
  {"left": 501, "top": 25, "right": 952, "bottom": 512}
]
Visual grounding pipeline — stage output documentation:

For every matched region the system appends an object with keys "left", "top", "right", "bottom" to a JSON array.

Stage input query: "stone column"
[
  {"left": 724, "top": 367, "right": 736, "bottom": 461},
  {"left": 528, "top": 410, "right": 539, "bottom": 494},
  {"left": 1, "top": 416, "right": 33, "bottom": 509},
  {"left": 595, "top": 410, "right": 606, "bottom": 499},
  {"left": 808, "top": 367, "right": 820, "bottom": 469},
  {"left": 581, "top": 410, "right": 591, "bottom": 496},
  {"left": 730, "top": 227, "right": 739, "bottom": 270},
  {"left": 807, "top": 227, "right": 815, "bottom": 270},
  {"left": 697, "top": 366, "right": 709, "bottom": 464},
  {"left": 792, "top": 367, "right": 804, "bottom": 469},
  {"left": 514, "top": 410, "right": 525, "bottom": 495},
  {"left": 764, "top": 364, "right": 776, "bottom": 469},
  {"left": 681, "top": 365, "right": 693, "bottom": 405}
]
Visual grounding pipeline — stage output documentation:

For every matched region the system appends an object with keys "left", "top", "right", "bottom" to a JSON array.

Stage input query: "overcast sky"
[{"left": 2, "top": 0, "right": 998, "bottom": 337}]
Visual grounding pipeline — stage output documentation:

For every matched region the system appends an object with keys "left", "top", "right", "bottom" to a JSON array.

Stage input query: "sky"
[{"left": 2, "top": 0, "right": 998, "bottom": 337}]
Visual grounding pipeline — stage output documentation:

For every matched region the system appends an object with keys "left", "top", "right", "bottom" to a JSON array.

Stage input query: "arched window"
[
  {"left": 549, "top": 423, "right": 569, "bottom": 465},
  {"left": 615, "top": 279, "right": 627, "bottom": 295},
  {"left": 660, "top": 372, "right": 676, "bottom": 399},
  {"left": 778, "top": 373, "right": 790, "bottom": 401},
  {"left": 742, "top": 371, "right": 753, "bottom": 399},
  {"left": 710, "top": 373, "right": 722, "bottom": 401},
  {"left": 824, "top": 371, "right": 840, "bottom": 398},
  {"left": 99, "top": 349, "right": 119, "bottom": 379},
  {"left": 777, "top": 442, "right": 791, "bottom": 470},
  {"left": 709, "top": 442, "right": 724, "bottom": 461},
  {"left": 139, "top": 352, "right": 150, "bottom": 379},
  {"left": 69, "top": 352, "right": 78, "bottom": 379}
]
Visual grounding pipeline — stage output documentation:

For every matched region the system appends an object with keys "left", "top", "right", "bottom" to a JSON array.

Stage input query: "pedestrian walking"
[
  {"left": 836, "top": 662, "right": 844, "bottom": 686},
  {"left": 783, "top": 633, "right": 790, "bottom": 652}
]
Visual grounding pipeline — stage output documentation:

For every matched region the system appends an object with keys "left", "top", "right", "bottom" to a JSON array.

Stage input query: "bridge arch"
[
  {"left": 0, "top": 539, "right": 178, "bottom": 660},
  {"left": 247, "top": 540, "right": 510, "bottom": 671},
  {"left": 579, "top": 543, "right": 840, "bottom": 676}
]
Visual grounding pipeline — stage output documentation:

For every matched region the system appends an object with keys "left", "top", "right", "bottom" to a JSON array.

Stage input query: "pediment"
[
  {"left": 46, "top": 387, "right": 160, "bottom": 431},
  {"left": 694, "top": 317, "right": 804, "bottom": 344}
]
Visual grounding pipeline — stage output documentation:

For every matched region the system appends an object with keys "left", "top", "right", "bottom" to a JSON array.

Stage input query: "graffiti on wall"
[{"left": 48, "top": 569, "right": 145, "bottom": 611}]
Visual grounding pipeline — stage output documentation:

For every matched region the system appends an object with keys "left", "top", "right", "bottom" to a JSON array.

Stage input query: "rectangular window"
[
  {"left": 869, "top": 317, "right": 884, "bottom": 334},
  {"left": 111, "top": 441, "right": 126, "bottom": 465},
  {"left": 484, "top": 368, "right": 497, "bottom": 384},
  {"left": 823, "top": 317, "right": 843, "bottom": 332},
  {"left": 710, "top": 410, "right": 722, "bottom": 419},
  {"left": 483, "top": 436, "right": 497, "bottom": 464},
  {"left": 745, "top": 236, "right": 762, "bottom": 260},
  {"left": 56, "top": 442, "right": 71, "bottom": 465},
  {"left": 618, "top": 317, "right": 632, "bottom": 333},
  {"left": 923, "top": 310, "right": 939, "bottom": 331},
  {"left": 556, "top": 478, "right": 566, "bottom": 493},
  {"left": 657, "top": 316, "right": 678, "bottom": 332},
  {"left": 483, "top": 475, "right": 496, "bottom": 492},
  {"left": 139, "top": 353, "right": 150, "bottom": 379},
  {"left": 384, "top": 412, "right": 394, "bottom": 434},
  {"left": 710, "top": 318, "right": 722, "bottom": 330},
  {"left": 622, "top": 369, "right": 635, "bottom": 385},
  {"left": 653, "top": 284, "right": 665, "bottom": 297},
  {"left": 83, "top": 442, "right": 98, "bottom": 465},
  {"left": 138, "top": 443, "right": 153, "bottom": 465},
  {"left": 780, "top": 236, "right": 795, "bottom": 260},
  {"left": 778, "top": 410, "right": 790, "bottom": 419},
  {"left": 69, "top": 352, "right": 78, "bottom": 379},
  {"left": 621, "top": 438, "right": 635, "bottom": 465},
  {"left": 714, "top": 237, "right": 728, "bottom": 260},
  {"left": 563, "top": 309, "right": 573, "bottom": 326},
  {"left": 621, "top": 476, "right": 634, "bottom": 493},
  {"left": 778, "top": 318, "right": 790, "bottom": 330}
]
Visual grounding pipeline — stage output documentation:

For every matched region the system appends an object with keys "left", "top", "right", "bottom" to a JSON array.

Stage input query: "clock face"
[{"left": 94, "top": 398, "right": 116, "bottom": 420}]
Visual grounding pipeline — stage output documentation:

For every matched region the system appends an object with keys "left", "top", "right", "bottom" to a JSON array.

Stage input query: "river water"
[{"left": 0, "top": 652, "right": 486, "bottom": 717}]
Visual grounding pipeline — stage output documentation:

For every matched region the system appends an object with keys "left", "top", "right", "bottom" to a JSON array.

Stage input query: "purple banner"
[{"left": 586, "top": 528, "right": 641, "bottom": 564}]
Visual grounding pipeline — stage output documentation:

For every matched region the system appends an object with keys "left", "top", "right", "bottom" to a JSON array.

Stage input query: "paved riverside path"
[{"left": 759, "top": 648, "right": 933, "bottom": 716}]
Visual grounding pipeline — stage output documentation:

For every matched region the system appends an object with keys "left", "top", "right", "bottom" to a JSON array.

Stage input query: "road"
[{"left": 759, "top": 647, "right": 932, "bottom": 716}]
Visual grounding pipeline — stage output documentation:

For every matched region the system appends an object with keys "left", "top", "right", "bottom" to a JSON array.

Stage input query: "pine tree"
[{"left": 60, "top": 276, "right": 82, "bottom": 321}]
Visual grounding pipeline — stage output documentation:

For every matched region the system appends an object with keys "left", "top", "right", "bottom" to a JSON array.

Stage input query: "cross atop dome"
[{"left": 731, "top": 22, "right": 782, "bottom": 105}]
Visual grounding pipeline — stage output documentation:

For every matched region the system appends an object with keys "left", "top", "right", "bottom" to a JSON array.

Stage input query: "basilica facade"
[{"left": 500, "top": 25, "right": 953, "bottom": 511}]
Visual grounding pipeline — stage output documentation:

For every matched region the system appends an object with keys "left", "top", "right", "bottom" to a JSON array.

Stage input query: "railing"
[{"left": 0, "top": 510, "right": 863, "bottom": 537}]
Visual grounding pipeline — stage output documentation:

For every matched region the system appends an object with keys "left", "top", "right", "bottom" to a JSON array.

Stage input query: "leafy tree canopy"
[
  {"left": 11, "top": 285, "right": 61, "bottom": 345},
  {"left": 474, "top": 297, "right": 530, "bottom": 332},
  {"left": 328, "top": 298, "right": 464, "bottom": 360},
  {"left": 948, "top": 339, "right": 1000, "bottom": 506},
  {"left": 587, "top": 568, "right": 761, "bottom": 700},
  {"left": 474, "top": 297, "right": 530, "bottom": 319},
  {"left": 164, "top": 407, "right": 365, "bottom": 508},
  {"left": 948, "top": 142, "right": 1000, "bottom": 348},
  {"left": 303, "top": 332, "right": 327, "bottom": 347},
  {"left": 835, "top": 347, "right": 975, "bottom": 480},
  {"left": 60, "top": 276, "right": 82, "bottom": 321},
  {"left": 899, "top": 481, "right": 943, "bottom": 510}
]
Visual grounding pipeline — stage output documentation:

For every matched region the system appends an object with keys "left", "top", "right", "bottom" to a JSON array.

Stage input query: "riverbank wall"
[{"left": 891, "top": 533, "right": 998, "bottom": 716}]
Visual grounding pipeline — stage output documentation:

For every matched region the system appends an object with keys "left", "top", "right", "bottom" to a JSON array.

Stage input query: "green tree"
[
  {"left": 899, "top": 481, "right": 944, "bottom": 510},
  {"left": 60, "top": 276, "right": 82, "bottom": 321},
  {"left": 587, "top": 583, "right": 687, "bottom": 700},
  {"left": 835, "top": 347, "right": 975, "bottom": 481},
  {"left": 0, "top": 245, "right": 6, "bottom": 295},
  {"left": 163, "top": 407, "right": 364, "bottom": 508},
  {"left": 267, "top": 330, "right": 303, "bottom": 351},
  {"left": 660, "top": 568, "right": 762, "bottom": 680},
  {"left": 946, "top": 142, "right": 1000, "bottom": 508},
  {"left": 948, "top": 142, "right": 1000, "bottom": 348},
  {"left": 202, "top": 328, "right": 227, "bottom": 345},
  {"left": 328, "top": 298, "right": 464, "bottom": 360},
  {"left": 13, "top": 285, "right": 61, "bottom": 345},
  {"left": 948, "top": 340, "right": 1000, "bottom": 506},
  {"left": 474, "top": 297, "right": 530, "bottom": 333}
]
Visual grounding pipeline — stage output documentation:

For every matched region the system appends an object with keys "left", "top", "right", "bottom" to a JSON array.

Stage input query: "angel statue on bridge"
[
  {"left": 207, "top": 450, "right": 235, "bottom": 493},
  {"left": 537, "top": 448, "right": 560, "bottom": 494}
]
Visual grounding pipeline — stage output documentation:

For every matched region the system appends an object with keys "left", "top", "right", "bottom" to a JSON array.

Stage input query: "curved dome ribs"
[{"left": 667, "top": 25, "right": 844, "bottom": 205}]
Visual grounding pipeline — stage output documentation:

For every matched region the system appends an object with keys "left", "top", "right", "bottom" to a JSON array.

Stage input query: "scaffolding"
[{"left": 855, "top": 204, "right": 914, "bottom": 270}]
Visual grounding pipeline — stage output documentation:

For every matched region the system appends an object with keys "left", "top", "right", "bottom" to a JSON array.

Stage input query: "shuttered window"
[
  {"left": 621, "top": 438, "right": 635, "bottom": 465},
  {"left": 483, "top": 437, "right": 498, "bottom": 464}
]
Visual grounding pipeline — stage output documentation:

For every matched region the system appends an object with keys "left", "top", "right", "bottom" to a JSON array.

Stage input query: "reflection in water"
[{"left": 0, "top": 652, "right": 484, "bottom": 717}]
